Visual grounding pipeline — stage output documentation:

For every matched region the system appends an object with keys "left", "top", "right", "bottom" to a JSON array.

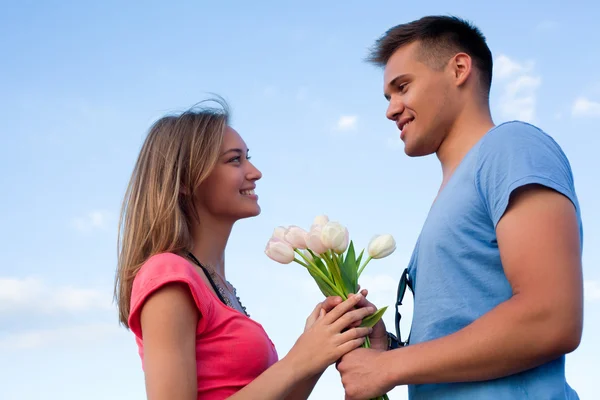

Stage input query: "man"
[{"left": 336, "top": 15, "right": 584, "bottom": 399}]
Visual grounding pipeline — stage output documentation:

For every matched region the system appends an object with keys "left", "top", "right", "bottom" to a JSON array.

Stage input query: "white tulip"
[
  {"left": 272, "top": 226, "right": 287, "bottom": 241},
  {"left": 321, "top": 221, "right": 349, "bottom": 254},
  {"left": 311, "top": 214, "right": 329, "bottom": 229},
  {"left": 367, "top": 234, "right": 396, "bottom": 259},
  {"left": 265, "top": 238, "right": 295, "bottom": 264},
  {"left": 306, "top": 226, "right": 328, "bottom": 254},
  {"left": 284, "top": 225, "right": 308, "bottom": 249}
]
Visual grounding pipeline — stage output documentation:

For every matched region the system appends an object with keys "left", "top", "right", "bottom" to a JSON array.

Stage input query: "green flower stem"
[
  {"left": 320, "top": 251, "right": 336, "bottom": 279},
  {"left": 324, "top": 250, "right": 345, "bottom": 294},
  {"left": 307, "top": 249, "right": 332, "bottom": 281},
  {"left": 295, "top": 249, "right": 318, "bottom": 270},
  {"left": 292, "top": 257, "right": 310, "bottom": 269},
  {"left": 293, "top": 250, "right": 346, "bottom": 299},
  {"left": 357, "top": 256, "right": 373, "bottom": 278},
  {"left": 332, "top": 253, "right": 343, "bottom": 276},
  {"left": 321, "top": 250, "right": 333, "bottom": 268}
]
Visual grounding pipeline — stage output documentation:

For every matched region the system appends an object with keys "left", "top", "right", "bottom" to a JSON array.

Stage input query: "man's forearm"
[{"left": 381, "top": 294, "right": 580, "bottom": 386}]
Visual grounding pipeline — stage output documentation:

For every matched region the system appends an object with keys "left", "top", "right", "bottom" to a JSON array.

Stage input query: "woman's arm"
[
  {"left": 139, "top": 282, "right": 199, "bottom": 400},
  {"left": 140, "top": 285, "right": 373, "bottom": 400},
  {"left": 228, "top": 293, "right": 374, "bottom": 400}
]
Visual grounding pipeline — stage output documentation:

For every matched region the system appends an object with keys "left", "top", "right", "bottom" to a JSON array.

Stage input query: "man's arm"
[{"left": 338, "top": 185, "right": 583, "bottom": 398}]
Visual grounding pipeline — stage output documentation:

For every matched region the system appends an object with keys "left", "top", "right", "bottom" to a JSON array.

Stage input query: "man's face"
[{"left": 383, "top": 41, "right": 457, "bottom": 157}]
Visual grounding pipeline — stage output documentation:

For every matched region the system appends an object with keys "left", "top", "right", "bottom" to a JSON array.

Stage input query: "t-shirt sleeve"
[
  {"left": 475, "top": 121, "right": 579, "bottom": 228},
  {"left": 128, "top": 252, "right": 214, "bottom": 339}
]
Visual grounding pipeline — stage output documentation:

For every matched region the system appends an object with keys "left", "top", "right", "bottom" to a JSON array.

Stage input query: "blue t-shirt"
[{"left": 406, "top": 121, "right": 582, "bottom": 399}]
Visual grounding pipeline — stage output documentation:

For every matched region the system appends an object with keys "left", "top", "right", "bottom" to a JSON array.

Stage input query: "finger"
[
  {"left": 322, "top": 293, "right": 364, "bottom": 325},
  {"left": 354, "top": 293, "right": 375, "bottom": 309},
  {"left": 348, "top": 319, "right": 363, "bottom": 328},
  {"left": 347, "top": 304, "right": 374, "bottom": 327},
  {"left": 306, "top": 302, "right": 323, "bottom": 325},
  {"left": 332, "top": 305, "right": 375, "bottom": 332},
  {"left": 338, "top": 327, "right": 372, "bottom": 344},
  {"left": 336, "top": 337, "right": 367, "bottom": 357},
  {"left": 321, "top": 296, "right": 343, "bottom": 313}
]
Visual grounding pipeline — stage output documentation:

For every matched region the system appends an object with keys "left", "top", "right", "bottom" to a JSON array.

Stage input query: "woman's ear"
[{"left": 179, "top": 184, "right": 190, "bottom": 196}]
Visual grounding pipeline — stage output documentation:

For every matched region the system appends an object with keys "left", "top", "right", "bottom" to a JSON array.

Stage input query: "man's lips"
[{"left": 397, "top": 116, "right": 414, "bottom": 131}]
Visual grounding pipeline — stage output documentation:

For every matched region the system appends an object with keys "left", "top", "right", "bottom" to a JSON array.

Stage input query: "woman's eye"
[{"left": 228, "top": 156, "right": 241, "bottom": 163}]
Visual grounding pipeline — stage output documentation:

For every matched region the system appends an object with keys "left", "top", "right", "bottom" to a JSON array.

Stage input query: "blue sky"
[{"left": 1, "top": 1, "right": 599, "bottom": 399}]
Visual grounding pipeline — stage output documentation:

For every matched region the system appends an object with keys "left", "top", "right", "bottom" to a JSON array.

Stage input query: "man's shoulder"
[
  {"left": 480, "top": 120, "right": 558, "bottom": 152},
  {"left": 476, "top": 120, "right": 571, "bottom": 171}
]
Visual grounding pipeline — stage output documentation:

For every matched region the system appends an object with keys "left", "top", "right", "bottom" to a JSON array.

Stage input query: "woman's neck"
[{"left": 190, "top": 216, "right": 233, "bottom": 278}]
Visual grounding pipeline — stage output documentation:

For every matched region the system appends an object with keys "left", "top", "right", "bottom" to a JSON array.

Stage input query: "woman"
[{"left": 114, "top": 98, "right": 375, "bottom": 399}]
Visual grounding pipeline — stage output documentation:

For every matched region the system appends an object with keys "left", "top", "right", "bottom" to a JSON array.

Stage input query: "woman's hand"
[
  {"left": 303, "top": 296, "right": 343, "bottom": 332},
  {"left": 286, "top": 293, "right": 375, "bottom": 378},
  {"left": 306, "top": 289, "right": 388, "bottom": 350}
]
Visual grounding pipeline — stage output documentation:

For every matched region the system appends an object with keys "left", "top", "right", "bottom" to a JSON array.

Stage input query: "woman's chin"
[{"left": 235, "top": 205, "right": 261, "bottom": 220}]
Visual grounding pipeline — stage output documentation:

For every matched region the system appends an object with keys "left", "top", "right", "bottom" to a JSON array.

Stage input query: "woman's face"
[{"left": 195, "top": 126, "right": 262, "bottom": 222}]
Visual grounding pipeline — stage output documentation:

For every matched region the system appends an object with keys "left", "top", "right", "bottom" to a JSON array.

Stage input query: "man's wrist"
[{"left": 374, "top": 342, "right": 408, "bottom": 393}]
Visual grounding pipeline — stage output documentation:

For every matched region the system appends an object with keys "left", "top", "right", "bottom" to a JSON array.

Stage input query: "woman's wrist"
[{"left": 279, "top": 353, "right": 315, "bottom": 384}]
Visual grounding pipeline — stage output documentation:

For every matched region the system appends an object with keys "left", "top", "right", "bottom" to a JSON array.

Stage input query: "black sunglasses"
[{"left": 394, "top": 267, "right": 414, "bottom": 347}]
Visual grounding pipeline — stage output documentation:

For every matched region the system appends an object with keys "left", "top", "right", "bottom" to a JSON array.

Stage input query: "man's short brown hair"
[{"left": 366, "top": 15, "right": 494, "bottom": 96}]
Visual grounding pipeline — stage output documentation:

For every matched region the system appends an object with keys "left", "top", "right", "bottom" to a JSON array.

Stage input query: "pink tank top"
[{"left": 128, "top": 252, "right": 279, "bottom": 399}]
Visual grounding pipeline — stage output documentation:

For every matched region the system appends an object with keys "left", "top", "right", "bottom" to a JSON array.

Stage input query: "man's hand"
[
  {"left": 356, "top": 289, "right": 388, "bottom": 351},
  {"left": 337, "top": 348, "right": 391, "bottom": 400}
]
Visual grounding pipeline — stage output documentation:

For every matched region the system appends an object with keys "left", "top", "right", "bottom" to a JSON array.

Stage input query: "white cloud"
[
  {"left": 572, "top": 97, "right": 600, "bottom": 118},
  {"left": 0, "top": 323, "right": 122, "bottom": 350},
  {"left": 335, "top": 115, "right": 358, "bottom": 131},
  {"left": 494, "top": 55, "right": 531, "bottom": 79},
  {"left": 584, "top": 280, "right": 600, "bottom": 301},
  {"left": 0, "top": 276, "right": 112, "bottom": 314},
  {"left": 359, "top": 273, "right": 399, "bottom": 294},
  {"left": 71, "top": 210, "right": 112, "bottom": 232},
  {"left": 493, "top": 54, "right": 541, "bottom": 123}
]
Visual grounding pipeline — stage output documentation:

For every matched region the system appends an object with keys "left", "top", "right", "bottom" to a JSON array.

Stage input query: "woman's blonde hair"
[{"left": 114, "top": 98, "right": 230, "bottom": 328}]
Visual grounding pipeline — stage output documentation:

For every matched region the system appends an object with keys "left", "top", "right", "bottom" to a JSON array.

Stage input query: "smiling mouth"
[
  {"left": 240, "top": 189, "right": 255, "bottom": 196},
  {"left": 399, "top": 118, "right": 414, "bottom": 131}
]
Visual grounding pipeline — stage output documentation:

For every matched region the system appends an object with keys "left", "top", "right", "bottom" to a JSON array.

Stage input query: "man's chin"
[{"left": 404, "top": 143, "right": 435, "bottom": 158}]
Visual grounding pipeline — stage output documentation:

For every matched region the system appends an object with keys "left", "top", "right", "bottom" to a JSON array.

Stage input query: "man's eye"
[{"left": 399, "top": 83, "right": 408, "bottom": 93}]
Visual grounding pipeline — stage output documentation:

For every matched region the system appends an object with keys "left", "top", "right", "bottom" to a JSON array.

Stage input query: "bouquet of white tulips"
[{"left": 265, "top": 215, "right": 396, "bottom": 400}]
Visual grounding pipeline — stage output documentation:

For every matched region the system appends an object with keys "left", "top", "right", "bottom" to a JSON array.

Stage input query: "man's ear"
[{"left": 450, "top": 52, "right": 473, "bottom": 88}]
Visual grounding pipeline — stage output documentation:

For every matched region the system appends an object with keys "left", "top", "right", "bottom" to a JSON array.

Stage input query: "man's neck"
[{"left": 436, "top": 103, "right": 494, "bottom": 183}]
